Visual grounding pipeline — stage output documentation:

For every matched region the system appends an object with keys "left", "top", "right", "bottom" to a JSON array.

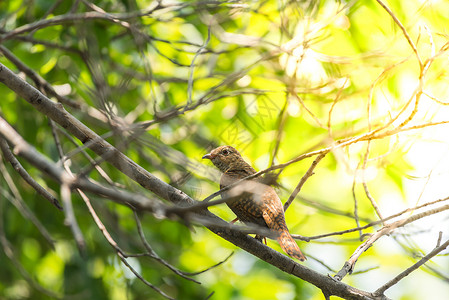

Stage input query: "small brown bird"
[{"left": 203, "top": 145, "right": 306, "bottom": 261}]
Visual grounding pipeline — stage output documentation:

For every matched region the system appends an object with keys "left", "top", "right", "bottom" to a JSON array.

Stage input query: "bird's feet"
[{"left": 255, "top": 234, "right": 267, "bottom": 245}]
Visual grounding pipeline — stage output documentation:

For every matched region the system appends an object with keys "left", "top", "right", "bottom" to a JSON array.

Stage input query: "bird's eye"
[{"left": 221, "top": 149, "right": 229, "bottom": 155}]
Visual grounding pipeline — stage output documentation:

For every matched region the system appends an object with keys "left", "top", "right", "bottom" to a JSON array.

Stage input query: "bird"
[{"left": 202, "top": 145, "right": 306, "bottom": 261}]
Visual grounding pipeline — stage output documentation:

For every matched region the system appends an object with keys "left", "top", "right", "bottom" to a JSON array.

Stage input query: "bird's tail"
[{"left": 278, "top": 230, "right": 306, "bottom": 261}]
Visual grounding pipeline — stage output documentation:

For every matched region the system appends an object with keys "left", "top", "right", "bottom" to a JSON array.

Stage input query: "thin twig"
[
  {"left": 327, "top": 77, "right": 349, "bottom": 137},
  {"left": 374, "top": 237, "right": 449, "bottom": 296},
  {"left": 182, "top": 252, "right": 234, "bottom": 276},
  {"left": 0, "top": 45, "right": 82, "bottom": 109},
  {"left": 294, "top": 196, "right": 449, "bottom": 241},
  {"left": 334, "top": 203, "right": 449, "bottom": 281},
  {"left": 0, "top": 138, "right": 62, "bottom": 210},
  {"left": 51, "top": 117, "right": 87, "bottom": 255},
  {"left": 185, "top": 25, "right": 211, "bottom": 111},
  {"left": 292, "top": 93, "right": 324, "bottom": 128},
  {"left": 80, "top": 189, "right": 125, "bottom": 254},
  {"left": 0, "top": 10, "right": 164, "bottom": 42},
  {"left": 117, "top": 252, "right": 175, "bottom": 300},
  {"left": 79, "top": 188, "right": 174, "bottom": 299},
  {"left": 270, "top": 95, "right": 289, "bottom": 167},
  {"left": 352, "top": 161, "right": 363, "bottom": 240},
  {"left": 362, "top": 141, "right": 384, "bottom": 221},
  {"left": 284, "top": 153, "right": 326, "bottom": 211},
  {"left": 294, "top": 195, "right": 372, "bottom": 224},
  {"left": 55, "top": 127, "right": 120, "bottom": 187},
  {"left": 133, "top": 210, "right": 201, "bottom": 283},
  {"left": 436, "top": 231, "right": 442, "bottom": 248},
  {"left": 61, "top": 183, "right": 86, "bottom": 255},
  {"left": 375, "top": 0, "right": 422, "bottom": 67},
  {"left": 0, "top": 186, "right": 56, "bottom": 248}
]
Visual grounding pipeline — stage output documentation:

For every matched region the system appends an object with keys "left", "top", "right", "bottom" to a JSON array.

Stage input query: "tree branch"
[
  {"left": 0, "top": 61, "right": 389, "bottom": 300},
  {"left": 335, "top": 203, "right": 449, "bottom": 281},
  {"left": 374, "top": 237, "right": 449, "bottom": 296}
]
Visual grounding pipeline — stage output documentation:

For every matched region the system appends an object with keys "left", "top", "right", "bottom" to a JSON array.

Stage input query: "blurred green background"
[{"left": 1, "top": 0, "right": 449, "bottom": 299}]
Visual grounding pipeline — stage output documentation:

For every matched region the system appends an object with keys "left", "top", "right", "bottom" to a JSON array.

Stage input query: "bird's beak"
[{"left": 202, "top": 153, "right": 212, "bottom": 160}]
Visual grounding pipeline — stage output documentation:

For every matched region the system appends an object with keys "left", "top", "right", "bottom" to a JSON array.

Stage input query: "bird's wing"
[{"left": 261, "top": 186, "right": 285, "bottom": 232}]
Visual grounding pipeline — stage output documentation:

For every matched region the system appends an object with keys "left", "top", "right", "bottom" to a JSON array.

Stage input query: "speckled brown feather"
[{"left": 203, "top": 145, "right": 306, "bottom": 261}]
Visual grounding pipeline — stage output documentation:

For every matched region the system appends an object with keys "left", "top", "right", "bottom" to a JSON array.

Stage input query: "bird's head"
[{"left": 202, "top": 145, "right": 243, "bottom": 173}]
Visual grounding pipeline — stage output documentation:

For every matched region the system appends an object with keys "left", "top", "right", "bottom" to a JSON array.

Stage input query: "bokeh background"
[{"left": 1, "top": 0, "right": 449, "bottom": 299}]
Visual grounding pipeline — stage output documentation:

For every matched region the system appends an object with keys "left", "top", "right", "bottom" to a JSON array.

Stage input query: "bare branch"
[
  {"left": 0, "top": 46, "right": 81, "bottom": 109},
  {"left": 0, "top": 116, "right": 167, "bottom": 214},
  {"left": 117, "top": 251, "right": 175, "bottom": 300},
  {"left": 79, "top": 188, "right": 176, "bottom": 299},
  {"left": 0, "top": 7, "right": 165, "bottom": 42},
  {"left": 61, "top": 183, "right": 86, "bottom": 254},
  {"left": 335, "top": 203, "right": 449, "bottom": 281},
  {"left": 295, "top": 196, "right": 449, "bottom": 241},
  {"left": 133, "top": 210, "right": 201, "bottom": 283},
  {"left": 375, "top": 0, "right": 422, "bottom": 67},
  {"left": 0, "top": 138, "right": 62, "bottom": 210},
  {"left": 185, "top": 25, "right": 211, "bottom": 110},
  {"left": 374, "top": 237, "right": 449, "bottom": 296},
  {"left": 0, "top": 186, "right": 55, "bottom": 248},
  {"left": 182, "top": 252, "right": 234, "bottom": 276},
  {"left": 328, "top": 77, "right": 349, "bottom": 137},
  {"left": 270, "top": 96, "right": 289, "bottom": 167},
  {"left": 284, "top": 153, "right": 326, "bottom": 211},
  {"left": 352, "top": 161, "right": 363, "bottom": 239},
  {"left": 362, "top": 141, "right": 384, "bottom": 221}
]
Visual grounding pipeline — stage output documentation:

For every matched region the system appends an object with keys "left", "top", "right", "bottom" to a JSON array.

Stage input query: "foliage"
[{"left": 0, "top": 0, "right": 449, "bottom": 299}]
